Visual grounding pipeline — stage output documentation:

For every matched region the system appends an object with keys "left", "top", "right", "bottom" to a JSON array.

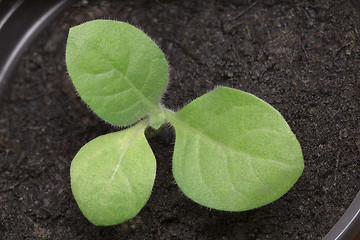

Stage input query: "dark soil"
[{"left": 1, "top": 0, "right": 359, "bottom": 239}]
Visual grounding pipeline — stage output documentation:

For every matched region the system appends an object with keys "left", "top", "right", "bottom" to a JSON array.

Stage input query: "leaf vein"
[
  {"left": 113, "top": 99, "right": 143, "bottom": 114},
  {"left": 107, "top": 123, "right": 145, "bottom": 188},
  {"left": 98, "top": 51, "right": 157, "bottom": 112},
  {"left": 246, "top": 156, "right": 274, "bottom": 192},
  {"left": 220, "top": 148, "right": 249, "bottom": 200},
  {"left": 90, "top": 87, "right": 133, "bottom": 98},
  {"left": 195, "top": 134, "right": 221, "bottom": 205},
  {"left": 171, "top": 116, "right": 295, "bottom": 169}
]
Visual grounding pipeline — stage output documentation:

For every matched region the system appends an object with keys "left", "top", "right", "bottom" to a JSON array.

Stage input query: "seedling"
[{"left": 65, "top": 20, "right": 304, "bottom": 226}]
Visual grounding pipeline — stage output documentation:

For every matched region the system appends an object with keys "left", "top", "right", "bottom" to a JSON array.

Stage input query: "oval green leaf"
[
  {"left": 70, "top": 122, "right": 156, "bottom": 226},
  {"left": 166, "top": 87, "right": 304, "bottom": 211},
  {"left": 66, "top": 20, "right": 168, "bottom": 126}
]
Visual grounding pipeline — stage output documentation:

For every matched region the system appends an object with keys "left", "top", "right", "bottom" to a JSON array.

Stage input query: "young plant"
[{"left": 65, "top": 20, "right": 304, "bottom": 226}]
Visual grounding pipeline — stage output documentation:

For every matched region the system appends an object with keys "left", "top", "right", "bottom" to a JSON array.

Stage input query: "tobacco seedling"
[{"left": 65, "top": 20, "right": 304, "bottom": 226}]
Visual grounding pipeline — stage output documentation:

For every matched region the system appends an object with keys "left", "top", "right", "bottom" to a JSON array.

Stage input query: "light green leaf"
[
  {"left": 166, "top": 87, "right": 304, "bottom": 211},
  {"left": 70, "top": 121, "right": 156, "bottom": 226},
  {"left": 66, "top": 20, "right": 168, "bottom": 126}
]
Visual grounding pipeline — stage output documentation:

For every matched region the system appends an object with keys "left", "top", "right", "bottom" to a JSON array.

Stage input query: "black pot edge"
[
  {"left": 0, "top": 1, "right": 359, "bottom": 239},
  {"left": 0, "top": 0, "right": 75, "bottom": 90},
  {"left": 323, "top": 191, "right": 360, "bottom": 240}
]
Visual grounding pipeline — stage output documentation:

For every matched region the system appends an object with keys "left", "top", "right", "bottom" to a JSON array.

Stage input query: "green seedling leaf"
[
  {"left": 70, "top": 121, "right": 156, "bottom": 226},
  {"left": 166, "top": 87, "right": 304, "bottom": 211},
  {"left": 66, "top": 20, "right": 168, "bottom": 126}
]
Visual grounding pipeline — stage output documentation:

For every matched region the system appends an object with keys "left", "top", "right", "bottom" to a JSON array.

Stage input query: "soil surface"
[{"left": 1, "top": 0, "right": 359, "bottom": 239}]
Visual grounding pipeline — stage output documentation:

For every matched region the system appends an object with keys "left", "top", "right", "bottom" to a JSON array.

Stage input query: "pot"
[{"left": 0, "top": 0, "right": 73, "bottom": 90}]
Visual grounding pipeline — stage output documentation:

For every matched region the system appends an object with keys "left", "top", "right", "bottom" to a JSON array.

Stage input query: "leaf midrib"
[
  {"left": 107, "top": 122, "right": 147, "bottom": 188},
  {"left": 166, "top": 111, "right": 296, "bottom": 169},
  {"left": 98, "top": 50, "right": 160, "bottom": 114}
]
